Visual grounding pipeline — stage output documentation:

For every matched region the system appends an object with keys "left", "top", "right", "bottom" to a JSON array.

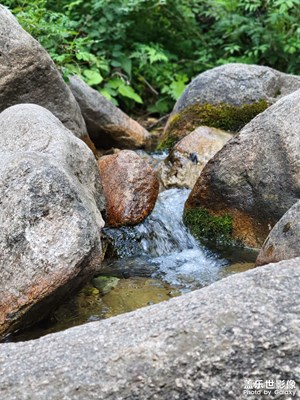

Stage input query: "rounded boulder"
[
  {"left": 0, "top": 104, "right": 105, "bottom": 338},
  {"left": 98, "top": 150, "right": 159, "bottom": 227}
]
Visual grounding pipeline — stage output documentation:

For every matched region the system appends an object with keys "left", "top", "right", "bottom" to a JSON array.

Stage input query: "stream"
[
  {"left": 6, "top": 187, "right": 257, "bottom": 342},
  {"left": 104, "top": 189, "right": 233, "bottom": 289}
]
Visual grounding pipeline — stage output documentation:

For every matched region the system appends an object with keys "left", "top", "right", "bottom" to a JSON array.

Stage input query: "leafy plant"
[{"left": 3, "top": 0, "right": 300, "bottom": 115}]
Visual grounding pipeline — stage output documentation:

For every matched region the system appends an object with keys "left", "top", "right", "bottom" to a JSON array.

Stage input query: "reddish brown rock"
[
  {"left": 98, "top": 150, "right": 159, "bottom": 227},
  {"left": 159, "top": 126, "right": 232, "bottom": 189}
]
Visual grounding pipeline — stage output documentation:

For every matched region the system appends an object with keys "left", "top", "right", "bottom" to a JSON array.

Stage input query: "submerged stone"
[
  {"left": 101, "top": 277, "right": 180, "bottom": 318},
  {"left": 93, "top": 276, "right": 120, "bottom": 295}
]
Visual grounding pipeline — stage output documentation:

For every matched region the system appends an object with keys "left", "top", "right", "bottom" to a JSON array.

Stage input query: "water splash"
[
  {"left": 103, "top": 189, "right": 227, "bottom": 290},
  {"left": 6, "top": 188, "right": 256, "bottom": 342}
]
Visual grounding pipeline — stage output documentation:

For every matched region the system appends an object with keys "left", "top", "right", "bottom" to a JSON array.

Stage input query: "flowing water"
[
  {"left": 6, "top": 188, "right": 257, "bottom": 342},
  {"left": 103, "top": 188, "right": 256, "bottom": 290}
]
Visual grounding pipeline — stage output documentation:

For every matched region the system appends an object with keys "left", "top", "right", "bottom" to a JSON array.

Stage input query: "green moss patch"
[
  {"left": 184, "top": 207, "right": 233, "bottom": 246},
  {"left": 156, "top": 135, "right": 177, "bottom": 150},
  {"left": 159, "top": 100, "right": 268, "bottom": 149}
]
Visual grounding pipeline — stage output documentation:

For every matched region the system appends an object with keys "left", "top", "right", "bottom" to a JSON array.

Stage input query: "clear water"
[
  {"left": 103, "top": 188, "right": 249, "bottom": 291},
  {"left": 5, "top": 188, "right": 256, "bottom": 342}
]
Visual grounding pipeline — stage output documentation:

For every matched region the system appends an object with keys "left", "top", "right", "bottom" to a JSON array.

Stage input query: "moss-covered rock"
[
  {"left": 184, "top": 207, "right": 234, "bottom": 246},
  {"left": 160, "top": 63, "right": 300, "bottom": 149},
  {"left": 185, "top": 89, "right": 300, "bottom": 249},
  {"left": 159, "top": 101, "right": 268, "bottom": 149}
]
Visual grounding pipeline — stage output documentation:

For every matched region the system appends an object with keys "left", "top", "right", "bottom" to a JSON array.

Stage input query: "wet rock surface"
[
  {"left": 98, "top": 150, "right": 159, "bottom": 227},
  {"left": 69, "top": 75, "right": 150, "bottom": 149},
  {"left": 0, "top": 104, "right": 105, "bottom": 338},
  {"left": 0, "top": 259, "right": 299, "bottom": 399},
  {"left": 0, "top": 6, "right": 87, "bottom": 138}
]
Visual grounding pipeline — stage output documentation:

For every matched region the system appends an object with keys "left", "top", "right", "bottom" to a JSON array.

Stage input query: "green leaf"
[
  {"left": 76, "top": 51, "right": 92, "bottom": 62},
  {"left": 83, "top": 69, "right": 103, "bottom": 85},
  {"left": 111, "top": 60, "right": 122, "bottom": 67},
  {"left": 100, "top": 89, "right": 119, "bottom": 105},
  {"left": 169, "top": 79, "right": 187, "bottom": 100},
  {"left": 147, "top": 98, "right": 170, "bottom": 114},
  {"left": 118, "top": 83, "right": 143, "bottom": 103},
  {"left": 120, "top": 57, "right": 132, "bottom": 77},
  {"left": 53, "top": 54, "right": 68, "bottom": 63},
  {"left": 106, "top": 78, "right": 122, "bottom": 89}
]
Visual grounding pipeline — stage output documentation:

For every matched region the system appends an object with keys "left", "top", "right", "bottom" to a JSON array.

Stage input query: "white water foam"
[{"left": 105, "top": 188, "right": 227, "bottom": 289}]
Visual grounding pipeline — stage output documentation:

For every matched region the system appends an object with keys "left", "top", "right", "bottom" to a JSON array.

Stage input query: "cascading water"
[
  {"left": 6, "top": 187, "right": 256, "bottom": 342},
  {"left": 103, "top": 188, "right": 230, "bottom": 290}
]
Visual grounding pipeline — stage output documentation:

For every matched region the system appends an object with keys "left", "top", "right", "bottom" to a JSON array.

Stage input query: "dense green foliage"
[{"left": 3, "top": 0, "right": 300, "bottom": 114}]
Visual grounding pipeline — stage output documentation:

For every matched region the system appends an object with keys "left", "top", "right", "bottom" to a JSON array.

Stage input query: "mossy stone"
[
  {"left": 156, "top": 135, "right": 177, "bottom": 151},
  {"left": 159, "top": 100, "right": 268, "bottom": 149},
  {"left": 93, "top": 276, "right": 120, "bottom": 295},
  {"left": 184, "top": 207, "right": 234, "bottom": 246}
]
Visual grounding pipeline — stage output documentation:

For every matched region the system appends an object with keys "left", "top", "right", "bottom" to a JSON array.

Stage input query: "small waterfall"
[
  {"left": 6, "top": 188, "right": 256, "bottom": 342},
  {"left": 135, "top": 189, "right": 200, "bottom": 256},
  {"left": 103, "top": 189, "right": 228, "bottom": 290}
]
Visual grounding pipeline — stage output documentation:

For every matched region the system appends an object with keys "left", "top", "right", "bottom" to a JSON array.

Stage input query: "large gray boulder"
[
  {"left": 175, "top": 63, "right": 300, "bottom": 113},
  {"left": 0, "top": 6, "right": 88, "bottom": 139},
  {"left": 185, "top": 89, "right": 300, "bottom": 248},
  {"left": 0, "top": 104, "right": 105, "bottom": 338},
  {"left": 0, "top": 259, "right": 299, "bottom": 399},
  {"left": 69, "top": 75, "right": 150, "bottom": 149},
  {"left": 162, "top": 63, "right": 300, "bottom": 147},
  {"left": 256, "top": 200, "right": 300, "bottom": 266}
]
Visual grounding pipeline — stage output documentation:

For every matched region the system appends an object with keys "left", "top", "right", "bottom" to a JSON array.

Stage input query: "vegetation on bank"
[{"left": 3, "top": 0, "right": 300, "bottom": 114}]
